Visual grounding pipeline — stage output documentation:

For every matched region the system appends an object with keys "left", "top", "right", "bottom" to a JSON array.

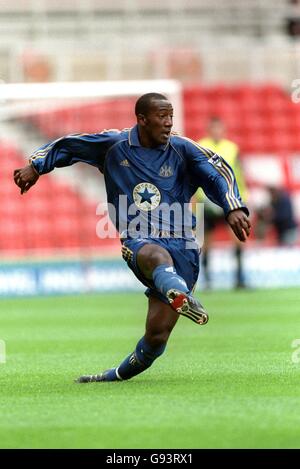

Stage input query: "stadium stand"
[
  {"left": 24, "top": 84, "right": 300, "bottom": 155},
  {"left": 0, "top": 140, "right": 118, "bottom": 254},
  {"left": 27, "top": 98, "right": 136, "bottom": 140},
  {"left": 183, "top": 83, "right": 300, "bottom": 150},
  {"left": 0, "top": 0, "right": 297, "bottom": 84}
]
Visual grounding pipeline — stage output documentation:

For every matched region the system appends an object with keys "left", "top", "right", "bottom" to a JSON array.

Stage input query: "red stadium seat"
[
  {"left": 184, "top": 83, "right": 299, "bottom": 157},
  {"left": 0, "top": 140, "right": 115, "bottom": 254}
]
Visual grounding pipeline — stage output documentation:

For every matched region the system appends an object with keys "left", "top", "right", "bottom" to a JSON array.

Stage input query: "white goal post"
[{"left": 0, "top": 79, "right": 184, "bottom": 134}]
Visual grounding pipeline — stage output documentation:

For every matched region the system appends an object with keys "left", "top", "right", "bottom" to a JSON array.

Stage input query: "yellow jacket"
[{"left": 196, "top": 137, "right": 247, "bottom": 202}]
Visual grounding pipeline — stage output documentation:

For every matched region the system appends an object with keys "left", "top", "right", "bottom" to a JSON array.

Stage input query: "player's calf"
[{"left": 76, "top": 336, "right": 166, "bottom": 383}]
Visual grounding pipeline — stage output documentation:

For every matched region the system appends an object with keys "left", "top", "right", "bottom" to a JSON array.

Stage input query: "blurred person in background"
[
  {"left": 286, "top": 0, "right": 300, "bottom": 38},
  {"left": 195, "top": 116, "right": 248, "bottom": 289},
  {"left": 256, "top": 186, "right": 298, "bottom": 246}
]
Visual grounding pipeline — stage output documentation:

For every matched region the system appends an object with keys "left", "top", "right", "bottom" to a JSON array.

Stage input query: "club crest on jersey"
[
  {"left": 133, "top": 182, "right": 161, "bottom": 211},
  {"left": 159, "top": 164, "right": 173, "bottom": 177},
  {"left": 208, "top": 153, "right": 223, "bottom": 168}
]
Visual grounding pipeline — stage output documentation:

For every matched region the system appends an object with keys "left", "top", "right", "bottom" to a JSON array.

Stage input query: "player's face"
[
  {"left": 209, "top": 121, "right": 225, "bottom": 141},
  {"left": 141, "top": 100, "right": 173, "bottom": 146}
]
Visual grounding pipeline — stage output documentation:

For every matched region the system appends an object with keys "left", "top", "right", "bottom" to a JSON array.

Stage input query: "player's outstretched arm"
[
  {"left": 14, "top": 164, "right": 39, "bottom": 194},
  {"left": 13, "top": 130, "right": 125, "bottom": 195},
  {"left": 182, "top": 138, "right": 251, "bottom": 235},
  {"left": 226, "top": 208, "right": 251, "bottom": 242}
]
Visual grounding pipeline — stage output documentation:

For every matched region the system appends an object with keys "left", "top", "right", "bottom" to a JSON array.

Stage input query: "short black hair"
[
  {"left": 135, "top": 93, "right": 168, "bottom": 116},
  {"left": 209, "top": 116, "right": 223, "bottom": 124}
]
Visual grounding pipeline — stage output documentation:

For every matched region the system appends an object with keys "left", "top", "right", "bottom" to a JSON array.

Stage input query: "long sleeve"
[
  {"left": 29, "top": 131, "right": 125, "bottom": 175},
  {"left": 183, "top": 138, "right": 249, "bottom": 217}
]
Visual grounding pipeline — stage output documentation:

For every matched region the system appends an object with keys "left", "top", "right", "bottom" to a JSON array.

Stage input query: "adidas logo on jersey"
[{"left": 120, "top": 159, "right": 130, "bottom": 167}]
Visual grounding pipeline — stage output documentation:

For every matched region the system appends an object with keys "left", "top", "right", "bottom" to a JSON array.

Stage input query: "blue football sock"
[
  {"left": 152, "top": 264, "right": 189, "bottom": 298},
  {"left": 104, "top": 336, "right": 166, "bottom": 381}
]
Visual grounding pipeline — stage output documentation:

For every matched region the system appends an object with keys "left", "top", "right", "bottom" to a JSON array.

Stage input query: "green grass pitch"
[{"left": 0, "top": 288, "right": 300, "bottom": 449}]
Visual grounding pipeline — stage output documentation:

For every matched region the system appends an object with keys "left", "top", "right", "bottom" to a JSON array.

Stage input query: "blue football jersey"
[{"left": 30, "top": 125, "right": 248, "bottom": 237}]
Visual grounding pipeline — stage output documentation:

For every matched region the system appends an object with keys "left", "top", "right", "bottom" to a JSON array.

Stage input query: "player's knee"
[{"left": 138, "top": 245, "right": 172, "bottom": 277}]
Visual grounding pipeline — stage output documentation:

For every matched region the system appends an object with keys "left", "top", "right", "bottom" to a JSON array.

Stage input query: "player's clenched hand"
[
  {"left": 226, "top": 209, "right": 251, "bottom": 242},
  {"left": 14, "top": 164, "right": 39, "bottom": 194}
]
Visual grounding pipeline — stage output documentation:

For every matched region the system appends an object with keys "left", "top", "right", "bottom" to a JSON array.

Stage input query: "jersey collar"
[{"left": 129, "top": 125, "right": 169, "bottom": 151}]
